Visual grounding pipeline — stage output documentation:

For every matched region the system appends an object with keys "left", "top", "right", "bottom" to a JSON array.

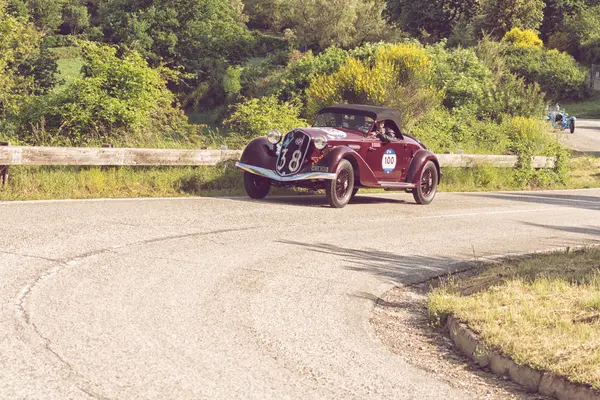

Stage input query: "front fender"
[
  {"left": 406, "top": 150, "right": 441, "bottom": 185},
  {"left": 319, "top": 146, "right": 378, "bottom": 186},
  {"left": 239, "top": 137, "right": 277, "bottom": 170}
]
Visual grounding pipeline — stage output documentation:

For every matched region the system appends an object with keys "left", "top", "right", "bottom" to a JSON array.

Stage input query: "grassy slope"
[
  {"left": 428, "top": 248, "right": 600, "bottom": 389},
  {"left": 563, "top": 92, "right": 600, "bottom": 119}
]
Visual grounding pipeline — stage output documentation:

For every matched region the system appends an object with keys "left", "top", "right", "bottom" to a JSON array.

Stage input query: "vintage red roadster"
[{"left": 235, "top": 104, "right": 440, "bottom": 208}]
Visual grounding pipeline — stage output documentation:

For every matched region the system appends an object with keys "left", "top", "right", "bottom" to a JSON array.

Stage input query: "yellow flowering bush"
[
  {"left": 306, "top": 43, "right": 441, "bottom": 128},
  {"left": 502, "top": 28, "right": 543, "bottom": 48}
]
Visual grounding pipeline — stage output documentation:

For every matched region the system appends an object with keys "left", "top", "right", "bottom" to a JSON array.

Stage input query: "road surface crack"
[{"left": 13, "top": 226, "right": 255, "bottom": 399}]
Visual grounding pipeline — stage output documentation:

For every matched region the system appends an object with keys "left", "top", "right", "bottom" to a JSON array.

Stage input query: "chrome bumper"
[{"left": 235, "top": 162, "right": 337, "bottom": 182}]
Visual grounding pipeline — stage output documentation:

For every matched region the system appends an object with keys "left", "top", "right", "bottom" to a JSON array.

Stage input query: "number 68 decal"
[{"left": 278, "top": 149, "right": 303, "bottom": 173}]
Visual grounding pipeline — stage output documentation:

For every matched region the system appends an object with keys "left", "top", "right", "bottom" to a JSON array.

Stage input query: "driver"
[{"left": 371, "top": 120, "right": 396, "bottom": 143}]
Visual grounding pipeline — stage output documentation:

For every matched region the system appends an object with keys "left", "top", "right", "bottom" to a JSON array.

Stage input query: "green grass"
[
  {"left": 0, "top": 156, "right": 597, "bottom": 201},
  {"left": 563, "top": 92, "right": 600, "bottom": 119},
  {"left": 50, "top": 47, "right": 83, "bottom": 92},
  {"left": 0, "top": 163, "right": 245, "bottom": 201},
  {"left": 428, "top": 247, "right": 600, "bottom": 389}
]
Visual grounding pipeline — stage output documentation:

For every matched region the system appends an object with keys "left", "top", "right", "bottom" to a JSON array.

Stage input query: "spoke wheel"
[
  {"left": 412, "top": 161, "right": 438, "bottom": 205},
  {"left": 243, "top": 172, "right": 271, "bottom": 199},
  {"left": 326, "top": 159, "right": 354, "bottom": 209},
  {"left": 570, "top": 120, "right": 575, "bottom": 134}
]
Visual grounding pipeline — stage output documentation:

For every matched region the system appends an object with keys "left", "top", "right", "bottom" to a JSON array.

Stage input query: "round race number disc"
[{"left": 382, "top": 149, "right": 397, "bottom": 174}]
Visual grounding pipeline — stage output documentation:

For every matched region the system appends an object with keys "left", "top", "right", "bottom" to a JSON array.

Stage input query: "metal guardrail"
[{"left": 0, "top": 145, "right": 555, "bottom": 185}]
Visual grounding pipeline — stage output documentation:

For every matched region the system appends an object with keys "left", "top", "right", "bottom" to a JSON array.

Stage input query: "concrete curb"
[{"left": 446, "top": 316, "right": 600, "bottom": 399}]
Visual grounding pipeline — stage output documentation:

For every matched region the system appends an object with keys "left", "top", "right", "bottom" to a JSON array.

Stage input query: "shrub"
[
  {"left": 482, "top": 73, "right": 546, "bottom": 120},
  {"left": 223, "top": 65, "right": 242, "bottom": 98},
  {"left": 411, "top": 107, "right": 511, "bottom": 155},
  {"left": 306, "top": 43, "right": 442, "bottom": 128},
  {"left": 502, "top": 28, "right": 543, "bottom": 48},
  {"left": 278, "top": 47, "right": 349, "bottom": 102},
  {"left": 20, "top": 41, "right": 188, "bottom": 145},
  {"left": 504, "top": 45, "right": 588, "bottom": 100},
  {"left": 427, "top": 43, "right": 494, "bottom": 110},
  {"left": 225, "top": 95, "right": 307, "bottom": 137}
]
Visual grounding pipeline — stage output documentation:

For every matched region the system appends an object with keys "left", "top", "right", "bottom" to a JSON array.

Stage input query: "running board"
[{"left": 378, "top": 181, "right": 417, "bottom": 191}]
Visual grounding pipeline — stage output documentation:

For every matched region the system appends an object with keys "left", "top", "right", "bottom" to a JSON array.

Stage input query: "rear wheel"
[
  {"left": 412, "top": 161, "right": 438, "bottom": 205},
  {"left": 243, "top": 172, "right": 271, "bottom": 199},
  {"left": 326, "top": 159, "right": 354, "bottom": 209},
  {"left": 570, "top": 120, "right": 575, "bottom": 134}
]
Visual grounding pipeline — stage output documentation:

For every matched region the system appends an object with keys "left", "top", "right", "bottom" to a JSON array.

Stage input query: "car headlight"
[
  {"left": 267, "top": 130, "right": 282, "bottom": 144},
  {"left": 314, "top": 136, "right": 328, "bottom": 150}
]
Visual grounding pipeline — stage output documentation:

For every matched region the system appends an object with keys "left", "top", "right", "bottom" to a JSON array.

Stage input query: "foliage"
[
  {"left": 502, "top": 27, "right": 543, "bottom": 48},
  {"left": 284, "top": 0, "right": 393, "bottom": 51},
  {"left": 27, "top": 0, "right": 65, "bottom": 33},
  {"left": 0, "top": 5, "right": 58, "bottom": 133},
  {"left": 548, "top": 5, "right": 600, "bottom": 64},
  {"left": 386, "top": 0, "right": 479, "bottom": 42},
  {"left": 225, "top": 95, "right": 307, "bottom": 137},
  {"left": 504, "top": 45, "right": 588, "bottom": 100},
  {"left": 97, "top": 0, "right": 253, "bottom": 109},
  {"left": 306, "top": 43, "right": 442, "bottom": 128},
  {"left": 427, "top": 43, "right": 494, "bottom": 110},
  {"left": 278, "top": 47, "right": 349, "bottom": 102},
  {"left": 223, "top": 66, "right": 243, "bottom": 99},
  {"left": 477, "top": 0, "right": 545, "bottom": 38},
  {"left": 20, "top": 41, "right": 189, "bottom": 145},
  {"left": 62, "top": 1, "right": 90, "bottom": 34}
]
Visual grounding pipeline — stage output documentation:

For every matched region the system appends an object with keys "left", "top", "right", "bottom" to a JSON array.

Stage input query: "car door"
[{"left": 364, "top": 136, "right": 406, "bottom": 181}]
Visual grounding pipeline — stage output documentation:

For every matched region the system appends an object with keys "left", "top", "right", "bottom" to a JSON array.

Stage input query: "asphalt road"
[
  {"left": 1, "top": 190, "right": 599, "bottom": 399},
  {"left": 560, "top": 118, "right": 600, "bottom": 154}
]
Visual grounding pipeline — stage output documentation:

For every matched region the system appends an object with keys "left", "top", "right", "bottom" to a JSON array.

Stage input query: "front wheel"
[
  {"left": 412, "top": 161, "right": 438, "bottom": 205},
  {"left": 570, "top": 120, "right": 575, "bottom": 134},
  {"left": 243, "top": 172, "right": 271, "bottom": 199},
  {"left": 326, "top": 159, "right": 354, "bottom": 209}
]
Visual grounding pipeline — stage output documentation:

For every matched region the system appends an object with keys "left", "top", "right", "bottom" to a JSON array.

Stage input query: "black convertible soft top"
[{"left": 317, "top": 104, "right": 402, "bottom": 133}]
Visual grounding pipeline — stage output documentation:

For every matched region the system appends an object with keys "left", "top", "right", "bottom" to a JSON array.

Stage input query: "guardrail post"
[
  {"left": 0, "top": 142, "right": 8, "bottom": 187},
  {"left": 101, "top": 144, "right": 114, "bottom": 171}
]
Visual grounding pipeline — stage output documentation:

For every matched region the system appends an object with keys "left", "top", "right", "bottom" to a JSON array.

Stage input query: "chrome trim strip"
[
  {"left": 379, "top": 182, "right": 417, "bottom": 189},
  {"left": 236, "top": 162, "right": 337, "bottom": 182}
]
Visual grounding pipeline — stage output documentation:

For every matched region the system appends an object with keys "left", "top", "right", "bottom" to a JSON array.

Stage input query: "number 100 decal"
[
  {"left": 277, "top": 131, "right": 310, "bottom": 176},
  {"left": 382, "top": 148, "right": 397, "bottom": 174}
]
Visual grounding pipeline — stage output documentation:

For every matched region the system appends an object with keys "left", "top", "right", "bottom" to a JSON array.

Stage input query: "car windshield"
[{"left": 313, "top": 112, "right": 374, "bottom": 134}]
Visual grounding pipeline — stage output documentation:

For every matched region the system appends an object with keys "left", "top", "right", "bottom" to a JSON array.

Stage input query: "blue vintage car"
[{"left": 547, "top": 104, "right": 576, "bottom": 133}]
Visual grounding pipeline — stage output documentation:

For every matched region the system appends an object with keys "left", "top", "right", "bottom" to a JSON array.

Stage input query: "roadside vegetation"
[
  {"left": 1, "top": 0, "right": 599, "bottom": 198},
  {"left": 1, "top": 156, "right": 597, "bottom": 201},
  {"left": 564, "top": 93, "right": 600, "bottom": 119},
  {"left": 428, "top": 247, "right": 600, "bottom": 390}
]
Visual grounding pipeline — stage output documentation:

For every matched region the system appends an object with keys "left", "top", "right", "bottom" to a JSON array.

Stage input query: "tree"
[
  {"left": 477, "top": 0, "right": 546, "bottom": 37},
  {"left": 539, "top": 0, "right": 587, "bottom": 40},
  {"left": 0, "top": 0, "right": 57, "bottom": 132},
  {"left": 27, "top": 0, "right": 65, "bottom": 33},
  {"left": 98, "top": 0, "right": 252, "bottom": 107},
  {"left": 282, "top": 0, "right": 393, "bottom": 51},
  {"left": 22, "top": 41, "right": 189, "bottom": 145},
  {"left": 548, "top": 5, "right": 600, "bottom": 63},
  {"left": 386, "top": 0, "right": 480, "bottom": 41},
  {"left": 62, "top": 1, "right": 90, "bottom": 34}
]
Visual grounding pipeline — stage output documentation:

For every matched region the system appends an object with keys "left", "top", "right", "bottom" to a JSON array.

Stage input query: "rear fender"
[
  {"left": 239, "top": 137, "right": 277, "bottom": 170},
  {"left": 406, "top": 150, "right": 441, "bottom": 185},
  {"left": 320, "top": 146, "right": 377, "bottom": 186}
]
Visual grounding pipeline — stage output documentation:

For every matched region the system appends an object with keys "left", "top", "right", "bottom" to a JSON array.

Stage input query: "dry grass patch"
[{"left": 428, "top": 248, "right": 600, "bottom": 389}]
